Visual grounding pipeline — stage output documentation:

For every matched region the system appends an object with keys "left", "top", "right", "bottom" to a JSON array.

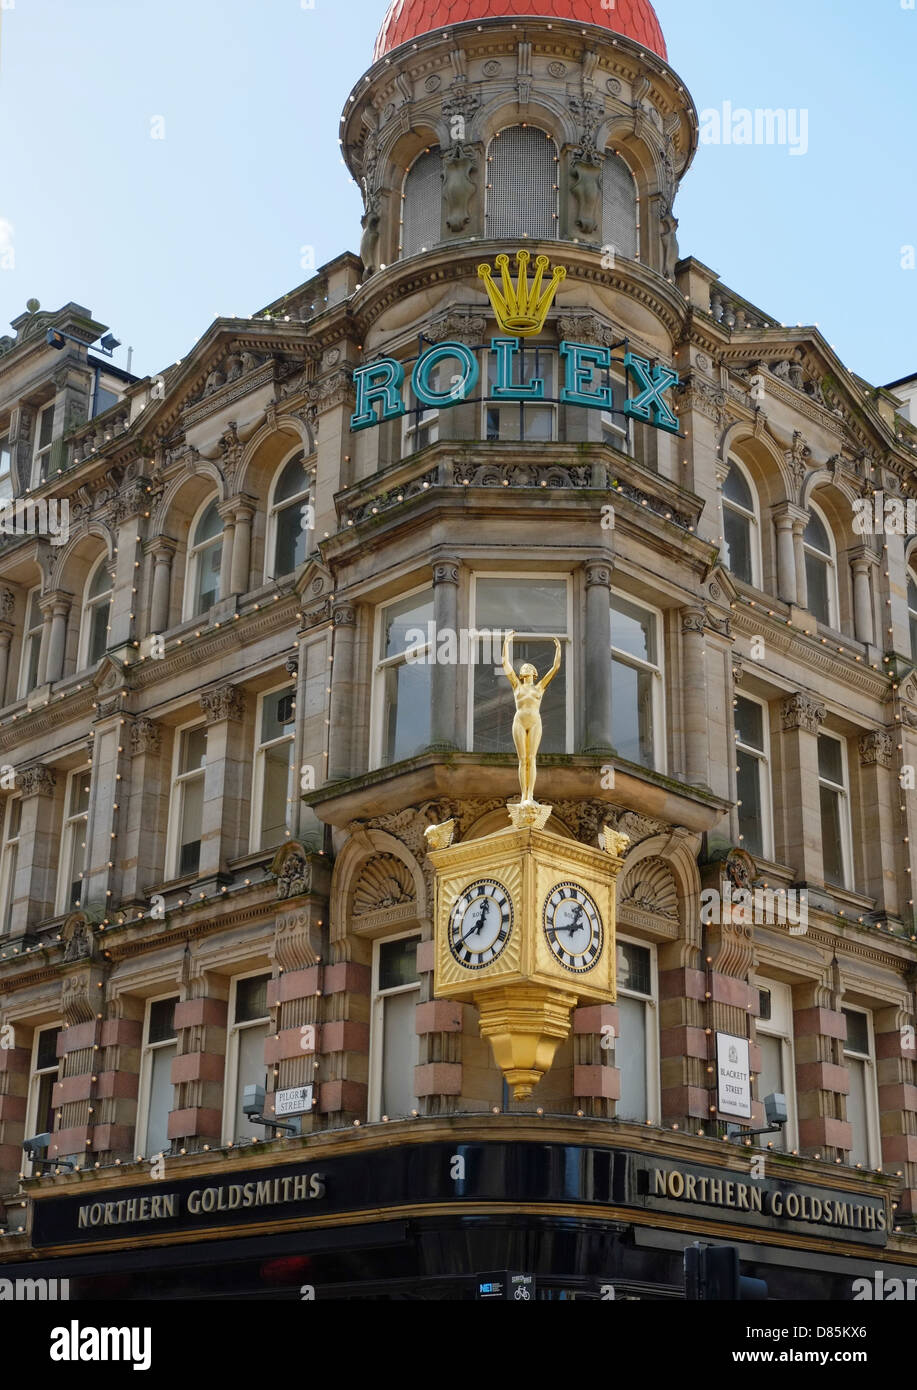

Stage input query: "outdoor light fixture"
[
  {"left": 241, "top": 1084, "right": 301, "bottom": 1138},
  {"left": 22, "top": 1133, "right": 75, "bottom": 1172},
  {"left": 46, "top": 326, "right": 121, "bottom": 357}
]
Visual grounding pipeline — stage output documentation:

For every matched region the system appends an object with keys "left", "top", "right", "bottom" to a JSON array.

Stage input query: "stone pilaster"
[
  {"left": 327, "top": 604, "right": 357, "bottom": 782},
  {"left": 0, "top": 1020, "right": 30, "bottom": 1180},
  {"left": 681, "top": 607, "right": 709, "bottom": 786},
  {"left": 169, "top": 970, "right": 229, "bottom": 1149},
  {"left": 120, "top": 718, "right": 167, "bottom": 908},
  {"left": 572, "top": 1003, "right": 619, "bottom": 1118},
  {"left": 582, "top": 559, "right": 614, "bottom": 756},
  {"left": 9, "top": 763, "right": 57, "bottom": 934},
  {"left": 198, "top": 683, "right": 248, "bottom": 873},
  {"left": 318, "top": 960, "right": 371, "bottom": 1124},
  {"left": 874, "top": 1001, "right": 917, "bottom": 1215},
  {"left": 775, "top": 693, "right": 826, "bottom": 884},
  {"left": 83, "top": 709, "right": 133, "bottom": 914},
  {"left": 793, "top": 980, "right": 851, "bottom": 1161},
  {"left": 51, "top": 963, "right": 107, "bottom": 1168},
  {"left": 857, "top": 730, "right": 899, "bottom": 915},
  {"left": 429, "top": 558, "right": 460, "bottom": 751}
]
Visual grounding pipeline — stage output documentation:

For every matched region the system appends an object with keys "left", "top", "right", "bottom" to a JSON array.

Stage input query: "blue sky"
[{"left": 0, "top": 0, "right": 914, "bottom": 387}]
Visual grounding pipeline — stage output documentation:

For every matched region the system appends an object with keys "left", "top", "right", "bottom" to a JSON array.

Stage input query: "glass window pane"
[
  {"left": 474, "top": 639, "right": 565, "bottom": 753},
  {"left": 611, "top": 596, "right": 656, "bottom": 664},
  {"left": 179, "top": 777, "right": 204, "bottom": 875},
  {"left": 89, "top": 601, "right": 110, "bottom": 663},
  {"left": 819, "top": 785, "right": 845, "bottom": 885},
  {"left": 846, "top": 1056, "right": 868, "bottom": 1165},
  {"left": 723, "top": 507, "right": 753, "bottom": 584},
  {"left": 261, "top": 689, "right": 294, "bottom": 744},
  {"left": 38, "top": 406, "right": 54, "bottom": 449},
  {"left": 381, "top": 661, "right": 431, "bottom": 764},
  {"left": 475, "top": 578, "right": 567, "bottom": 634},
  {"left": 818, "top": 734, "right": 844, "bottom": 784},
  {"left": 757, "top": 1034, "right": 786, "bottom": 1151},
  {"left": 194, "top": 539, "right": 221, "bottom": 614},
  {"left": 36, "top": 1026, "right": 60, "bottom": 1071},
  {"left": 843, "top": 1008, "right": 869, "bottom": 1056},
  {"left": 28, "top": 592, "right": 42, "bottom": 629},
  {"left": 616, "top": 994, "right": 648, "bottom": 1121},
  {"left": 381, "top": 989, "right": 419, "bottom": 1116},
  {"left": 274, "top": 501, "right": 309, "bottom": 575},
  {"left": 273, "top": 454, "right": 307, "bottom": 504},
  {"left": 805, "top": 552, "right": 831, "bottom": 625},
  {"left": 722, "top": 462, "right": 754, "bottom": 510},
  {"left": 758, "top": 987, "right": 772, "bottom": 1021},
  {"left": 617, "top": 941, "right": 651, "bottom": 995},
  {"left": 735, "top": 696, "right": 764, "bottom": 750},
  {"left": 235, "top": 974, "right": 270, "bottom": 1024},
  {"left": 36, "top": 1071, "right": 57, "bottom": 1135},
  {"left": 26, "top": 635, "right": 41, "bottom": 692},
  {"left": 379, "top": 937, "right": 419, "bottom": 992},
  {"left": 88, "top": 563, "right": 112, "bottom": 600},
  {"left": 145, "top": 1044, "right": 176, "bottom": 1156},
  {"left": 381, "top": 591, "right": 435, "bottom": 660},
  {"left": 148, "top": 998, "right": 177, "bottom": 1044},
  {"left": 193, "top": 500, "right": 222, "bottom": 545},
  {"left": 611, "top": 658, "right": 655, "bottom": 768},
  {"left": 69, "top": 775, "right": 90, "bottom": 817},
  {"left": 736, "top": 749, "right": 764, "bottom": 856},
  {"left": 261, "top": 742, "right": 294, "bottom": 845},
  {"left": 180, "top": 727, "right": 207, "bottom": 774},
  {"left": 804, "top": 511, "right": 830, "bottom": 554},
  {"left": 8, "top": 798, "right": 21, "bottom": 839},
  {"left": 233, "top": 1023, "right": 269, "bottom": 1140}
]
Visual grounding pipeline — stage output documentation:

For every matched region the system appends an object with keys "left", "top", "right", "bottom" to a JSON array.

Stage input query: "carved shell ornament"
[
  {"left": 353, "top": 854, "right": 415, "bottom": 916},
  {"left": 620, "top": 856, "right": 679, "bottom": 920}
]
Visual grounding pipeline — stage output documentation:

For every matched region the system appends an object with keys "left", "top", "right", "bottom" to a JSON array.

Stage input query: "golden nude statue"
[{"left": 502, "top": 630, "right": 562, "bottom": 805}]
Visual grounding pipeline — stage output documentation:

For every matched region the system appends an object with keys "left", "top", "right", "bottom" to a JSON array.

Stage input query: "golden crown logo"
[{"left": 477, "top": 250, "right": 567, "bottom": 338}]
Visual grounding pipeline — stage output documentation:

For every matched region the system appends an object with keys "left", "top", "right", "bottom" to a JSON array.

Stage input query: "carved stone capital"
[
  {"left": 781, "top": 692, "right": 826, "bottom": 735},
  {"left": 433, "top": 561, "right": 460, "bottom": 587},
  {"left": 200, "top": 683, "right": 246, "bottom": 724},
  {"left": 0, "top": 589, "right": 15, "bottom": 622},
  {"left": 130, "top": 716, "right": 162, "bottom": 758},
  {"left": 681, "top": 607, "right": 707, "bottom": 635},
  {"left": 332, "top": 604, "right": 356, "bottom": 628},
  {"left": 585, "top": 560, "right": 612, "bottom": 589},
  {"left": 18, "top": 763, "right": 56, "bottom": 798},
  {"left": 858, "top": 730, "right": 893, "bottom": 768}
]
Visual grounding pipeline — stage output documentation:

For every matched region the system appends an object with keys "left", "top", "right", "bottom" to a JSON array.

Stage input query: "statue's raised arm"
[
  {"left": 502, "top": 630, "right": 519, "bottom": 689},
  {"left": 538, "top": 638, "right": 562, "bottom": 692}
]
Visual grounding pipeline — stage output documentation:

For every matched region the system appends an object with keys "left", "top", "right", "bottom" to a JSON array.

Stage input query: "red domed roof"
[{"left": 373, "top": 0, "right": 667, "bottom": 62}]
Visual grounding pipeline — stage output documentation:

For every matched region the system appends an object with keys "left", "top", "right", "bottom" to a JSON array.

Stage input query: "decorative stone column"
[
  {"left": 217, "top": 501, "right": 236, "bottom": 602},
  {"left": 8, "top": 764, "right": 57, "bottom": 934},
  {"left": 148, "top": 537, "right": 178, "bottom": 635},
  {"left": 850, "top": 548, "right": 878, "bottom": 647},
  {"left": 91, "top": 995, "right": 143, "bottom": 1162},
  {"left": 42, "top": 592, "right": 72, "bottom": 685},
  {"left": 772, "top": 503, "right": 800, "bottom": 607},
  {"left": 874, "top": 1002, "right": 917, "bottom": 1216},
  {"left": 0, "top": 630, "right": 13, "bottom": 709},
  {"left": 229, "top": 499, "right": 256, "bottom": 597},
  {"left": 120, "top": 718, "right": 166, "bottom": 908},
  {"left": 793, "top": 979, "right": 852, "bottom": 1161},
  {"left": 327, "top": 604, "right": 357, "bottom": 782},
  {"left": 35, "top": 600, "right": 53, "bottom": 688},
  {"left": 318, "top": 959, "right": 371, "bottom": 1124},
  {"left": 51, "top": 963, "right": 108, "bottom": 1168},
  {"left": 582, "top": 559, "right": 614, "bottom": 756},
  {"left": 792, "top": 513, "right": 809, "bottom": 612},
  {"left": 198, "top": 683, "right": 248, "bottom": 875},
  {"left": 429, "top": 559, "right": 460, "bottom": 752},
  {"left": 777, "top": 693, "right": 826, "bottom": 884},
  {"left": 0, "top": 1020, "right": 30, "bottom": 1180},
  {"left": 414, "top": 937, "right": 462, "bottom": 1114},
  {"left": 83, "top": 700, "right": 134, "bottom": 914},
  {"left": 681, "top": 607, "right": 709, "bottom": 786},
  {"left": 169, "top": 967, "right": 229, "bottom": 1151},
  {"left": 572, "top": 1003, "right": 620, "bottom": 1118},
  {"left": 857, "top": 730, "right": 898, "bottom": 914}
]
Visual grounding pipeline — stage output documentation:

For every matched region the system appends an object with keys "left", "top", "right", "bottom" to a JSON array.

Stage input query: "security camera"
[
  {"left": 764, "top": 1092, "right": 788, "bottom": 1128},
  {"left": 22, "top": 1133, "right": 52, "bottom": 1159},
  {"left": 242, "top": 1084, "right": 266, "bottom": 1119}
]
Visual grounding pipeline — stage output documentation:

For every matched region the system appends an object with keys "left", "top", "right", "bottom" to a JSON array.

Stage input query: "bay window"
[{"left": 485, "top": 346, "right": 556, "bottom": 443}]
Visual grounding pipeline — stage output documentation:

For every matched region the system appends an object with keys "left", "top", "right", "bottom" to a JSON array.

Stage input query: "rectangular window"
[
  {"left": 373, "top": 587, "right": 434, "bottom": 768},
  {"left": 818, "top": 732, "right": 851, "bottom": 888},
  {"left": 735, "top": 694, "right": 772, "bottom": 860},
  {"left": 471, "top": 574, "right": 571, "bottom": 754},
  {"left": 614, "top": 938, "right": 658, "bottom": 1123},
  {"left": 19, "top": 589, "right": 44, "bottom": 697},
  {"left": 369, "top": 934, "right": 421, "bottom": 1122},
  {"left": 485, "top": 349, "right": 556, "bottom": 442},
  {"left": 402, "top": 364, "right": 442, "bottom": 455},
  {"left": 0, "top": 796, "right": 21, "bottom": 934},
  {"left": 252, "top": 685, "right": 295, "bottom": 850},
  {"left": 611, "top": 593, "right": 663, "bottom": 771},
  {"left": 600, "top": 373, "right": 633, "bottom": 453},
  {"left": 224, "top": 972, "right": 271, "bottom": 1144},
  {"left": 24, "top": 1025, "right": 61, "bottom": 1176},
  {"left": 843, "top": 1007, "right": 880, "bottom": 1167},
  {"left": 136, "top": 997, "right": 178, "bottom": 1159},
  {"left": 56, "top": 768, "right": 91, "bottom": 914},
  {"left": 168, "top": 724, "right": 207, "bottom": 878},
  {"left": 0, "top": 432, "right": 12, "bottom": 503},
  {"left": 753, "top": 979, "right": 797, "bottom": 1151},
  {"left": 32, "top": 402, "right": 55, "bottom": 484}
]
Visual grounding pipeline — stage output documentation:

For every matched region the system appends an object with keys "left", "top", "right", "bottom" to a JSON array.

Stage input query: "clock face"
[
  {"left": 544, "top": 882, "right": 603, "bottom": 973},
  {"left": 448, "top": 879, "right": 513, "bottom": 969}
]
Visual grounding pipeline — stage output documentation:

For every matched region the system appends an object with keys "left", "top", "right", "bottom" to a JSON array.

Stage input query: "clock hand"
[
  {"left": 466, "top": 898, "right": 491, "bottom": 940},
  {"left": 562, "top": 904, "right": 585, "bottom": 937}
]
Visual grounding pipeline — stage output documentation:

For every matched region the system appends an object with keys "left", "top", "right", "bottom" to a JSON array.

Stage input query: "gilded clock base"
[{"left": 475, "top": 982, "right": 580, "bottom": 1100}]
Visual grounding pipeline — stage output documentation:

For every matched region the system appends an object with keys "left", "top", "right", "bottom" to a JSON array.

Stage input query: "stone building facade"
[{"left": 0, "top": 0, "right": 915, "bottom": 1298}]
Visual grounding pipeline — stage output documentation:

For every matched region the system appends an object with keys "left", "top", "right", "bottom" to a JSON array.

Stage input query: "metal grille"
[
  {"left": 401, "top": 148, "right": 442, "bottom": 258},
  {"left": 486, "top": 126, "right": 558, "bottom": 240},
  {"left": 603, "top": 152, "right": 639, "bottom": 261}
]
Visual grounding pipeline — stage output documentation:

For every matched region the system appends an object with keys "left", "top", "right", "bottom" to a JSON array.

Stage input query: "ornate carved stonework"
[
  {"left": 426, "top": 311, "right": 487, "bottom": 347},
  {"left": 62, "top": 913, "right": 95, "bottom": 963},
  {"left": 61, "top": 969, "right": 102, "bottom": 1026},
  {"left": 585, "top": 561, "right": 612, "bottom": 589},
  {"left": 859, "top": 730, "right": 893, "bottom": 768},
  {"left": 18, "top": 763, "right": 56, "bottom": 797},
  {"left": 272, "top": 908, "right": 322, "bottom": 971},
  {"left": 433, "top": 561, "right": 460, "bottom": 586},
  {"left": 353, "top": 854, "right": 415, "bottom": 915},
  {"left": 272, "top": 843, "right": 313, "bottom": 900},
  {"left": 200, "top": 683, "right": 246, "bottom": 724},
  {"left": 682, "top": 608, "right": 707, "bottom": 635},
  {"left": 129, "top": 717, "right": 162, "bottom": 758},
  {"left": 0, "top": 589, "right": 15, "bottom": 621},
  {"left": 442, "top": 144, "right": 478, "bottom": 234},
  {"left": 619, "top": 856, "right": 679, "bottom": 920},
  {"left": 781, "top": 692, "right": 826, "bottom": 735},
  {"left": 332, "top": 604, "right": 356, "bottom": 628}
]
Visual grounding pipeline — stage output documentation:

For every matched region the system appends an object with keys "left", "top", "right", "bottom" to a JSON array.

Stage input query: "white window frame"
[
  {"left": 402, "top": 369, "right": 441, "bottom": 457},
  {"left": 368, "top": 929, "right": 422, "bottom": 1123},
  {"left": 264, "top": 448, "right": 313, "bottom": 583},
  {"left": 0, "top": 429, "right": 12, "bottom": 503},
  {"left": 18, "top": 586, "right": 44, "bottom": 698},
  {"left": 250, "top": 682, "right": 296, "bottom": 851},
  {"left": 734, "top": 691, "right": 773, "bottom": 861},
  {"left": 803, "top": 499, "right": 840, "bottom": 629},
  {"left": 600, "top": 371, "right": 634, "bottom": 454},
  {"left": 752, "top": 977, "right": 798, "bottom": 1150},
  {"left": 483, "top": 344, "right": 557, "bottom": 444},
  {"left": 615, "top": 933, "right": 660, "bottom": 1125},
  {"left": 721, "top": 455, "right": 762, "bottom": 589},
  {"left": 222, "top": 969, "right": 272, "bottom": 1145},
  {"left": 77, "top": 554, "right": 113, "bottom": 671},
  {"left": 370, "top": 582, "right": 434, "bottom": 771},
  {"left": 135, "top": 993, "right": 179, "bottom": 1160},
  {"left": 842, "top": 1005, "right": 881, "bottom": 1168},
  {"left": 183, "top": 494, "right": 223, "bottom": 622},
  {"left": 0, "top": 794, "right": 21, "bottom": 935},
  {"left": 55, "top": 765, "right": 91, "bottom": 915},
  {"left": 908, "top": 567, "right": 917, "bottom": 664},
  {"left": 610, "top": 588, "right": 666, "bottom": 774},
  {"left": 817, "top": 731, "right": 852, "bottom": 889},
  {"left": 164, "top": 720, "right": 208, "bottom": 880},
  {"left": 24, "top": 1023, "right": 62, "bottom": 1177},
  {"left": 467, "top": 572, "right": 574, "bottom": 755},
  {"left": 31, "top": 401, "right": 55, "bottom": 485}
]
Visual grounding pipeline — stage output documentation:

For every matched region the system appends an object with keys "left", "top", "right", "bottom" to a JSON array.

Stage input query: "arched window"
[
  {"left": 185, "top": 497, "right": 223, "bottom": 620},
  {"left": 79, "top": 556, "right": 112, "bottom": 668},
  {"left": 400, "top": 147, "right": 441, "bottom": 259},
  {"left": 602, "top": 151, "right": 639, "bottom": 261},
  {"left": 908, "top": 570, "right": 917, "bottom": 662},
  {"left": 721, "top": 457, "right": 760, "bottom": 587},
  {"left": 803, "top": 502, "right": 838, "bottom": 628},
  {"left": 485, "top": 127, "right": 558, "bottom": 240},
  {"left": 267, "top": 451, "right": 311, "bottom": 579}
]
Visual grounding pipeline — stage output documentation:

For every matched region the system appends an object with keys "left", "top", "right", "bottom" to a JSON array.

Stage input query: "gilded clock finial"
[{"left": 502, "top": 630, "right": 561, "bottom": 811}]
